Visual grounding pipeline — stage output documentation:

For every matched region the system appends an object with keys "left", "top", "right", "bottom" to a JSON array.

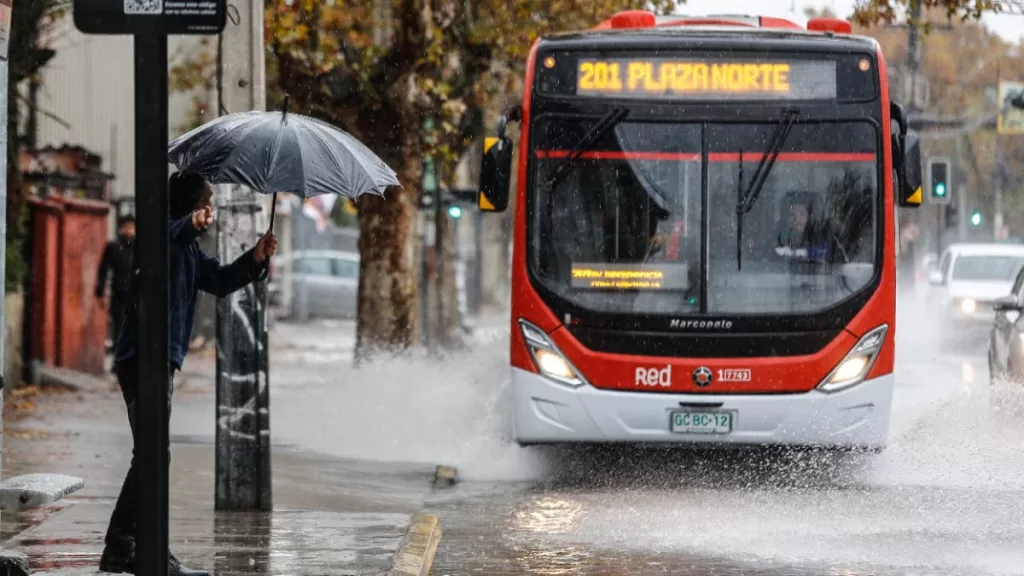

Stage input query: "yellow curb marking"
[{"left": 388, "top": 513, "right": 442, "bottom": 576}]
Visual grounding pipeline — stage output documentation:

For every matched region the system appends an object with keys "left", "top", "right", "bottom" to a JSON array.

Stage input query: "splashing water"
[{"left": 270, "top": 332, "right": 550, "bottom": 481}]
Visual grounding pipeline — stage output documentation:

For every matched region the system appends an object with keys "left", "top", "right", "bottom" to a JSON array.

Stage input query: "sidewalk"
[{"left": 1, "top": 382, "right": 438, "bottom": 575}]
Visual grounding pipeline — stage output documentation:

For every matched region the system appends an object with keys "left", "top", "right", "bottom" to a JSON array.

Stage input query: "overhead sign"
[
  {"left": 73, "top": 0, "right": 226, "bottom": 35},
  {"left": 997, "top": 81, "right": 1024, "bottom": 135},
  {"left": 574, "top": 58, "right": 837, "bottom": 100}
]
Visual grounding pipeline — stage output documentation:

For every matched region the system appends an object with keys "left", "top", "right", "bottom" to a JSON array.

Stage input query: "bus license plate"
[{"left": 670, "top": 411, "right": 732, "bottom": 434}]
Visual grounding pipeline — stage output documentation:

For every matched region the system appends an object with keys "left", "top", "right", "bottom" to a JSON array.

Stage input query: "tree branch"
[
  {"left": 16, "top": 93, "right": 71, "bottom": 130},
  {"left": 369, "top": 0, "right": 430, "bottom": 88}
]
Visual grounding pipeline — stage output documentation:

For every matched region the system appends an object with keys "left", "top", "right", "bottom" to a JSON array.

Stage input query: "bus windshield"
[{"left": 530, "top": 116, "right": 879, "bottom": 316}]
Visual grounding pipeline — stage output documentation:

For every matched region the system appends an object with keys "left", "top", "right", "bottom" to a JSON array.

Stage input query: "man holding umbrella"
[{"left": 100, "top": 172, "right": 277, "bottom": 576}]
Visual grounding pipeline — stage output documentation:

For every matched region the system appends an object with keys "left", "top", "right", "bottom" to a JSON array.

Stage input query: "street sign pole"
[
  {"left": 133, "top": 33, "right": 170, "bottom": 576},
  {"left": 73, "top": 2, "right": 228, "bottom": 574}
]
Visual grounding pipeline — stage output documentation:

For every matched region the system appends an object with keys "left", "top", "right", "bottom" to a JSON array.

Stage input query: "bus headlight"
[
  {"left": 518, "top": 319, "right": 587, "bottom": 387},
  {"left": 818, "top": 325, "right": 888, "bottom": 393},
  {"left": 959, "top": 298, "right": 977, "bottom": 314}
]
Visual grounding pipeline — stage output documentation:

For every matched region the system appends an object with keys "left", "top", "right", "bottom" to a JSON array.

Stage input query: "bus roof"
[{"left": 539, "top": 12, "right": 879, "bottom": 54}]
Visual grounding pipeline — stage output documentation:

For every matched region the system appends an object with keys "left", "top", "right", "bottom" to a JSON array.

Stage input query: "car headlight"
[
  {"left": 959, "top": 298, "right": 977, "bottom": 314},
  {"left": 818, "top": 325, "right": 888, "bottom": 393},
  {"left": 518, "top": 319, "right": 587, "bottom": 388}
]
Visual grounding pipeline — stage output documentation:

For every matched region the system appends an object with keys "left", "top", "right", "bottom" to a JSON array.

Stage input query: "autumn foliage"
[
  {"left": 162, "top": 0, "right": 1023, "bottom": 354},
  {"left": 264, "top": 0, "right": 676, "bottom": 356},
  {"left": 848, "top": 4, "right": 1024, "bottom": 235}
]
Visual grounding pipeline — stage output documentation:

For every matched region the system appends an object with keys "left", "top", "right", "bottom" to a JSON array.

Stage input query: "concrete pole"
[{"left": 214, "top": 0, "right": 271, "bottom": 511}]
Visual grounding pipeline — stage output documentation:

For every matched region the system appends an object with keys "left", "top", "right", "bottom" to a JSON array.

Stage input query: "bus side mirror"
[
  {"left": 479, "top": 137, "right": 513, "bottom": 212},
  {"left": 891, "top": 102, "right": 923, "bottom": 208},
  {"left": 899, "top": 133, "right": 923, "bottom": 207},
  {"left": 478, "top": 106, "right": 521, "bottom": 213}
]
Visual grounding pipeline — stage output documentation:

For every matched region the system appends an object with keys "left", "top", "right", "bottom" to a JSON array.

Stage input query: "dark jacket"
[
  {"left": 114, "top": 215, "right": 263, "bottom": 369},
  {"left": 96, "top": 236, "right": 135, "bottom": 298}
]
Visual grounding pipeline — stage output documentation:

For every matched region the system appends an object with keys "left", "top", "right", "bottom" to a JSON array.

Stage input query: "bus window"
[
  {"left": 706, "top": 121, "right": 878, "bottom": 314},
  {"left": 531, "top": 117, "right": 703, "bottom": 314}
]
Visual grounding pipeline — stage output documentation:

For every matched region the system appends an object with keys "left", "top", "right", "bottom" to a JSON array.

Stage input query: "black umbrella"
[{"left": 167, "top": 97, "right": 400, "bottom": 231}]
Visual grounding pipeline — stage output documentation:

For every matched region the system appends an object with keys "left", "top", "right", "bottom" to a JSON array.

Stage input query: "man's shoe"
[
  {"left": 98, "top": 545, "right": 135, "bottom": 573},
  {"left": 169, "top": 552, "right": 210, "bottom": 576}
]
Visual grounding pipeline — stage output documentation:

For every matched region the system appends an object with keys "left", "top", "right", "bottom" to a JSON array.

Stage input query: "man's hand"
[
  {"left": 191, "top": 205, "right": 214, "bottom": 231},
  {"left": 254, "top": 232, "right": 278, "bottom": 264}
]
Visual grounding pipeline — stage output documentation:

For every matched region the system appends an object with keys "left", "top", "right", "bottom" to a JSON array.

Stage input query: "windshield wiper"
[
  {"left": 543, "top": 107, "right": 629, "bottom": 191},
  {"left": 735, "top": 109, "right": 799, "bottom": 215}
]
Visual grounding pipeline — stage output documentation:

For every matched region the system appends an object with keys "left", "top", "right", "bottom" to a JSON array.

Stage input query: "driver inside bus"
[{"left": 775, "top": 193, "right": 829, "bottom": 262}]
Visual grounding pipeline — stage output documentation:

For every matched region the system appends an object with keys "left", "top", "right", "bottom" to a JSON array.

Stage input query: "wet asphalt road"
[{"left": 127, "top": 300, "right": 1024, "bottom": 574}]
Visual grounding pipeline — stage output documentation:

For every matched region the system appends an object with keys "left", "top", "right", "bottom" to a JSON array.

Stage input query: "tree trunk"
[{"left": 354, "top": 129, "right": 422, "bottom": 361}]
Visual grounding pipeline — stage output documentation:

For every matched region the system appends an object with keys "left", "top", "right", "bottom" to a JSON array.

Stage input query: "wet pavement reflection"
[
  {"left": 423, "top": 301, "right": 1024, "bottom": 575},
  {"left": 8, "top": 297, "right": 1024, "bottom": 574}
]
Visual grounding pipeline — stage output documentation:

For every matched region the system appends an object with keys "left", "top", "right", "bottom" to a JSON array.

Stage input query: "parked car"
[
  {"left": 928, "top": 243, "right": 1024, "bottom": 343},
  {"left": 989, "top": 265, "right": 1024, "bottom": 384},
  {"left": 268, "top": 250, "right": 360, "bottom": 319}
]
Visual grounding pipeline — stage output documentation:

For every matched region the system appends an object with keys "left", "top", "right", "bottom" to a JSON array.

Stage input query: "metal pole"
[
  {"left": 420, "top": 211, "right": 430, "bottom": 346},
  {"left": 0, "top": 0, "right": 11, "bottom": 531},
  {"left": 214, "top": 0, "right": 270, "bottom": 511},
  {"left": 994, "top": 135, "right": 1004, "bottom": 240},
  {"left": 472, "top": 210, "right": 483, "bottom": 315},
  {"left": 432, "top": 160, "right": 444, "bottom": 348},
  {"left": 956, "top": 136, "right": 968, "bottom": 242},
  {"left": 907, "top": 0, "right": 922, "bottom": 112},
  {"left": 133, "top": 33, "right": 170, "bottom": 576}
]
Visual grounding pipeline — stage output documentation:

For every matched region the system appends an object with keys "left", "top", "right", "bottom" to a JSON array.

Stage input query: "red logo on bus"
[{"left": 692, "top": 367, "right": 713, "bottom": 387}]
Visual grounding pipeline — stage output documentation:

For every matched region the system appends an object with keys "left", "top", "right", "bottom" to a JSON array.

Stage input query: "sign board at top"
[{"left": 73, "top": 0, "right": 226, "bottom": 35}]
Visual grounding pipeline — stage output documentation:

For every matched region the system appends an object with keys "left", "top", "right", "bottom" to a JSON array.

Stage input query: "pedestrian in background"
[
  {"left": 100, "top": 172, "right": 278, "bottom": 576},
  {"left": 96, "top": 214, "right": 136, "bottom": 351}
]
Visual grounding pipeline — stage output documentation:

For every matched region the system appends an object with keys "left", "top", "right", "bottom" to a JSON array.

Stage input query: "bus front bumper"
[{"left": 512, "top": 368, "right": 893, "bottom": 449}]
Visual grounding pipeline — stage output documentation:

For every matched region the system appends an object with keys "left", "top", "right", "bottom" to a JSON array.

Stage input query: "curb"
[
  {"left": 30, "top": 364, "right": 113, "bottom": 394},
  {"left": 387, "top": 513, "right": 442, "bottom": 576},
  {"left": 0, "top": 548, "right": 29, "bottom": 576}
]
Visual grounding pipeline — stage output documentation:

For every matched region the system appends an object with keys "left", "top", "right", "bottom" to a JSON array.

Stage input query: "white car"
[
  {"left": 928, "top": 243, "right": 1024, "bottom": 336},
  {"left": 268, "top": 250, "right": 360, "bottom": 320}
]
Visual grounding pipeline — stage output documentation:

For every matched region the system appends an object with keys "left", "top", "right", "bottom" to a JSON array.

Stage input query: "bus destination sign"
[{"left": 574, "top": 58, "right": 837, "bottom": 100}]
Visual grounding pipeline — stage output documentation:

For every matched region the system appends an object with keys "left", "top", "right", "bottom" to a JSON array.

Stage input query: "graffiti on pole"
[{"left": 997, "top": 81, "right": 1024, "bottom": 135}]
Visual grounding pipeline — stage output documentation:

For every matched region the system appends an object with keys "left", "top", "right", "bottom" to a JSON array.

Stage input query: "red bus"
[{"left": 477, "top": 11, "right": 923, "bottom": 450}]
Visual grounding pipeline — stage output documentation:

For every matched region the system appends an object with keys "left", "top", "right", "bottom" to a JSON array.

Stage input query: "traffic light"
[
  {"left": 926, "top": 157, "right": 950, "bottom": 204},
  {"left": 447, "top": 205, "right": 463, "bottom": 219},
  {"left": 971, "top": 211, "right": 982, "bottom": 227}
]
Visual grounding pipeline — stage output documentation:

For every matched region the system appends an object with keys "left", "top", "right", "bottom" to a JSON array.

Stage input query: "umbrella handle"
[{"left": 268, "top": 192, "right": 277, "bottom": 233}]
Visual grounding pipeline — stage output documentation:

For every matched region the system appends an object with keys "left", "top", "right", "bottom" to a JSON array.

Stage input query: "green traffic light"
[
  {"left": 971, "top": 212, "right": 982, "bottom": 226},
  {"left": 448, "top": 205, "right": 463, "bottom": 219},
  {"left": 935, "top": 183, "right": 946, "bottom": 197}
]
